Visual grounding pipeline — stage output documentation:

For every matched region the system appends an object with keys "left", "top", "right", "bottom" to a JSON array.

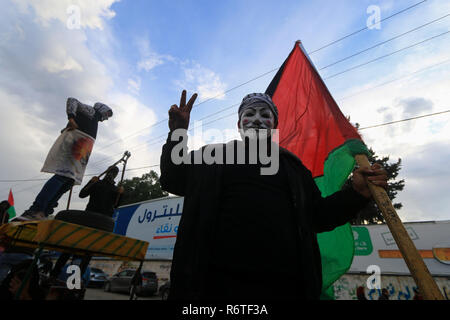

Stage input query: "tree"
[
  {"left": 349, "top": 147, "right": 405, "bottom": 225},
  {"left": 118, "top": 170, "right": 168, "bottom": 206}
]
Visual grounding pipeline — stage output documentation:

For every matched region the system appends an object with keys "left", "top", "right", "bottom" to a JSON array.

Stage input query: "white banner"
[{"left": 114, "top": 197, "right": 183, "bottom": 260}]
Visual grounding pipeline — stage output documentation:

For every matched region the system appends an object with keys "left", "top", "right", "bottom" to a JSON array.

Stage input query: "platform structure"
[{"left": 0, "top": 219, "right": 149, "bottom": 299}]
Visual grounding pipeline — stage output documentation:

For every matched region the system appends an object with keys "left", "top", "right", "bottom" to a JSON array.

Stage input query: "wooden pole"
[{"left": 355, "top": 154, "right": 444, "bottom": 300}]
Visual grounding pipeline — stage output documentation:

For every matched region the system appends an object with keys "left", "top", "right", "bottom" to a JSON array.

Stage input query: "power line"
[
  {"left": 91, "top": 38, "right": 450, "bottom": 170},
  {"left": 1, "top": 1, "right": 433, "bottom": 190},
  {"left": 359, "top": 109, "right": 450, "bottom": 130},
  {"left": 324, "top": 30, "right": 450, "bottom": 79},
  {"left": 84, "top": 108, "right": 240, "bottom": 175},
  {"left": 7, "top": 50, "right": 449, "bottom": 186},
  {"left": 94, "top": 29, "right": 450, "bottom": 167},
  {"left": 92, "top": 107, "right": 450, "bottom": 175},
  {"left": 86, "top": 1, "right": 431, "bottom": 156},
  {"left": 93, "top": 74, "right": 276, "bottom": 155},
  {"left": 85, "top": 102, "right": 241, "bottom": 171},
  {"left": 0, "top": 165, "right": 161, "bottom": 183},
  {"left": 319, "top": 13, "right": 450, "bottom": 70},
  {"left": 86, "top": 51, "right": 450, "bottom": 172},
  {"left": 6, "top": 107, "right": 450, "bottom": 191},
  {"left": 308, "top": 0, "right": 429, "bottom": 54},
  {"left": 337, "top": 57, "right": 450, "bottom": 101}
]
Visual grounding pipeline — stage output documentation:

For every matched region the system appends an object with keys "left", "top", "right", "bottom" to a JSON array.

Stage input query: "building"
[{"left": 333, "top": 221, "right": 450, "bottom": 300}]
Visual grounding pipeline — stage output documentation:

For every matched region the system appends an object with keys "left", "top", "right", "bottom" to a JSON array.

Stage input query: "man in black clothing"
[
  {"left": 79, "top": 166, "right": 124, "bottom": 217},
  {"left": 160, "top": 90, "right": 388, "bottom": 301},
  {"left": 49, "top": 166, "right": 123, "bottom": 280}
]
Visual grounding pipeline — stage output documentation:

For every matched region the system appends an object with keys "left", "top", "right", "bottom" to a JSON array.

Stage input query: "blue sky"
[{"left": 0, "top": 0, "right": 449, "bottom": 221}]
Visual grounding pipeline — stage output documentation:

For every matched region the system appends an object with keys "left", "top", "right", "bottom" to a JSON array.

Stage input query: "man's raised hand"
[{"left": 168, "top": 90, "right": 198, "bottom": 131}]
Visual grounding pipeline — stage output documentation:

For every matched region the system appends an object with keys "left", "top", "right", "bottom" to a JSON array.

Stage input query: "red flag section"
[
  {"left": 266, "top": 41, "right": 362, "bottom": 178},
  {"left": 8, "top": 189, "right": 14, "bottom": 206}
]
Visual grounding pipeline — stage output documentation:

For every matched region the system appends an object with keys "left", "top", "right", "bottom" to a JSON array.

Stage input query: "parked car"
[
  {"left": 159, "top": 280, "right": 170, "bottom": 300},
  {"left": 104, "top": 269, "right": 158, "bottom": 296},
  {"left": 88, "top": 267, "right": 108, "bottom": 288}
]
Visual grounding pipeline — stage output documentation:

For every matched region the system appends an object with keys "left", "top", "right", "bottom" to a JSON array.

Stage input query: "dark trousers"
[
  {"left": 204, "top": 266, "right": 305, "bottom": 301},
  {"left": 28, "top": 174, "right": 74, "bottom": 216}
]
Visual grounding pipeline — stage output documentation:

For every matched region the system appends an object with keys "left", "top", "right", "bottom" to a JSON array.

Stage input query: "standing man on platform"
[{"left": 17, "top": 98, "right": 113, "bottom": 221}]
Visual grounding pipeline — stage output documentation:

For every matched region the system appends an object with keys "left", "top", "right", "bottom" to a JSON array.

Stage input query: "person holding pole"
[
  {"left": 160, "top": 90, "right": 388, "bottom": 300},
  {"left": 78, "top": 165, "right": 124, "bottom": 217},
  {"left": 16, "top": 98, "right": 113, "bottom": 221},
  {"left": 49, "top": 165, "right": 124, "bottom": 281}
]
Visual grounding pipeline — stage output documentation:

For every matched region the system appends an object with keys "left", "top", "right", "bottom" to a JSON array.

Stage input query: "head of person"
[
  {"left": 104, "top": 166, "right": 119, "bottom": 182},
  {"left": 382, "top": 288, "right": 389, "bottom": 296},
  {"left": 237, "top": 93, "right": 278, "bottom": 140},
  {"left": 0, "top": 200, "right": 10, "bottom": 213},
  {"left": 93, "top": 102, "right": 113, "bottom": 122}
]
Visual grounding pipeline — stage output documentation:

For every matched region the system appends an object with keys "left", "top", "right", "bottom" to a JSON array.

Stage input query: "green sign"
[{"left": 352, "top": 227, "right": 373, "bottom": 256}]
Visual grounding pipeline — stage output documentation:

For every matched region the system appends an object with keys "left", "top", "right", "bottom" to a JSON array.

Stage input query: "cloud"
[
  {"left": 176, "top": 63, "right": 227, "bottom": 101},
  {"left": 135, "top": 37, "right": 174, "bottom": 72},
  {"left": 396, "top": 96, "right": 434, "bottom": 118},
  {"left": 137, "top": 55, "right": 166, "bottom": 72},
  {"left": 395, "top": 140, "right": 450, "bottom": 222},
  {"left": 39, "top": 47, "right": 84, "bottom": 74},
  {"left": 14, "top": 0, "right": 119, "bottom": 30},
  {"left": 133, "top": 36, "right": 227, "bottom": 101},
  {"left": 0, "top": 1, "right": 158, "bottom": 215},
  {"left": 127, "top": 78, "right": 141, "bottom": 95}
]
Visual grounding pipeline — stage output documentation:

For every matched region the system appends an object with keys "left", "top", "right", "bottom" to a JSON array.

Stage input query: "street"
[{"left": 84, "top": 287, "right": 162, "bottom": 300}]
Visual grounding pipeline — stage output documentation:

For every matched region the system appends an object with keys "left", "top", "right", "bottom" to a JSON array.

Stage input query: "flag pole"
[
  {"left": 66, "top": 187, "right": 73, "bottom": 210},
  {"left": 354, "top": 154, "right": 444, "bottom": 300}
]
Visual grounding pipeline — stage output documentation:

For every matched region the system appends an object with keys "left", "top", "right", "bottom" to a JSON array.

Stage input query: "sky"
[{"left": 0, "top": 0, "right": 449, "bottom": 222}]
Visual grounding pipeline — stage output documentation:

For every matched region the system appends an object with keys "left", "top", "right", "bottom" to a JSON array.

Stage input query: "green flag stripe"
[
  {"left": 7, "top": 206, "right": 16, "bottom": 219},
  {"left": 54, "top": 226, "right": 85, "bottom": 245},
  {"left": 132, "top": 241, "right": 146, "bottom": 259},
  {"left": 84, "top": 233, "right": 109, "bottom": 251},
  {"left": 314, "top": 139, "right": 368, "bottom": 298},
  {"left": 125, "top": 240, "right": 141, "bottom": 257},
  {"left": 44, "top": 222, "right": 68, "bottom": 242},
  {"left": 98, "top": 235, "right": 121, "bottom": 252},
  {"left": 71, "top": 230, "right": 99, "bottom": 248},
  {"left": 112, "top": 239, "right": 128, "bottom": 255}
]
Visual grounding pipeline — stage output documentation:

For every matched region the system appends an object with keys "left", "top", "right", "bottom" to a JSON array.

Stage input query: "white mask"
[{"left": 238, "top": 103, "right": 275, "bottom": 140}]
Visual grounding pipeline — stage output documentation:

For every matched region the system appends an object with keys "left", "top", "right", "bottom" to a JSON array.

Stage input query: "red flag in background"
[
  {"left": 7, "top": 189, "right": 16, "bottom": 220},
  {"left": 8, "top": 189, "right": 14, "bottom": 207},
  {"left": 266, "top": 41, "right": 363, "bottom": 178}
]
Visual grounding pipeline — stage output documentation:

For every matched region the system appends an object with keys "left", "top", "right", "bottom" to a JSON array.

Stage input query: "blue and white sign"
[{"left": 113, "top": 196, "right": 184, "bottom": 260}]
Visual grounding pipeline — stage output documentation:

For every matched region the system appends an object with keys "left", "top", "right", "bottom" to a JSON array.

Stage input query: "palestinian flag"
[
  {"left": 7, "top": 189, "right": 16, "bottom": 220},
  {"left": 265, "top": 41, "right": 369, "bottom": 299}
]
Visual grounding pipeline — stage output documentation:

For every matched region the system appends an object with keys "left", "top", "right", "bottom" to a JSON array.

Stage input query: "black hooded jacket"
[{"left": 160, "top": 131, "right": 369, "bottom": 300}]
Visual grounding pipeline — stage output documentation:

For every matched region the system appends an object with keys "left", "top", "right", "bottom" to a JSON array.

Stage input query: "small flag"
[{"left": 7, "top": 189, "right": 16, "bottom": 220}]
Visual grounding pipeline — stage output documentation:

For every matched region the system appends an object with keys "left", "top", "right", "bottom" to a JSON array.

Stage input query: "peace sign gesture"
[{"left": 168, "top": 90, "right": 198, "bottom": 131}]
